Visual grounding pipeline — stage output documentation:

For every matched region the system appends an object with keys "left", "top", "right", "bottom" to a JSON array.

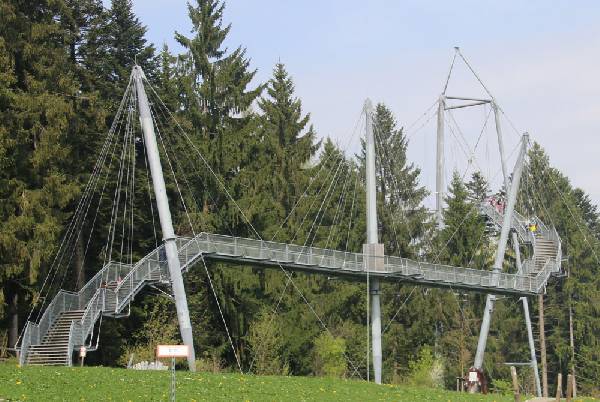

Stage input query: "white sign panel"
[{"left": 156, "top": 344, "right": 189, "bottom": 358}]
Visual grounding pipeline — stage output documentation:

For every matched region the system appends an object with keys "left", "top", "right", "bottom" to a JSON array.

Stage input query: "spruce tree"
[
  {"left": 466, "top": 171, "right": 490, "bottom": 203},
  {"left": 0, "top": 0, "right": 81, "bottom": 348},
  {"left": 169, "top": 0, "right": 265, "bottom": 370},
  {"left": 175, "top": 0, "right": 263, "bottom": 230},
  {"left": 83, "top": 0, "right": 157, "bottom": 108},
  {"left": 248, "top": 62, "right": 320, "bottom": 239}
]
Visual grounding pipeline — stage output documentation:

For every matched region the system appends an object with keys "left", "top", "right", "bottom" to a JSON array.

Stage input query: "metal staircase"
[
  {"left": 25, "top": 310, "right": 84, "bottom": 366},
  {"left": 479, "top": 200, "right": 562, "bottom": 278}
]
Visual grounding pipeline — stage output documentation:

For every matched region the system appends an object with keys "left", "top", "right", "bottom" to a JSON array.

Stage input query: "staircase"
[
  {"left": 18, "top": 242, "right": 180, "bottom": 367},
  {"left": 25, "top": 310, "right": 84, "bottom": 366},
  {"left": 530, "top": 234, "right": 559, "bottom": 276},
  {"left": 479, "top": 200, "right": 562, "bottom": 278}
]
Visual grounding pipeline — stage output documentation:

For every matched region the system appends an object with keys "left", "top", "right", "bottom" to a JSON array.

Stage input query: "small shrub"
[
  {"left": 195, "top": 349, "right": 224, "bottom": 373},
  {"left": 407, "top": 346, "right": 444, "bottom": 389},
  {"left": 247, "top": 308, "right": 288, "bottom": 375},
  {"left": 491, "top": 378, "right": 513, "bottom": 395},
  {"left": 313, "top": 332, "right": 346, "bottom": 378}
]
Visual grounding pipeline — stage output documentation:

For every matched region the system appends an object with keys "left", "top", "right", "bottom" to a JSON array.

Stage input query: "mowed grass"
[{"left": 0, "top": 360, "right": 564, "bottom": 402}]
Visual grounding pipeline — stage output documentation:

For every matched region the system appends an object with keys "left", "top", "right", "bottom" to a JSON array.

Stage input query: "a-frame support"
[
  {"left": 493, "top": 103, "right": 541, "bottom": 396},
  {"left": 471, "top": 133, "right": 528, "bottom": 388},
  {"left": 133, "top": 66, "right": 196, "bottom": 371},
  {"left": 492, "top": 101, "right": 542, "bottom": 397}
]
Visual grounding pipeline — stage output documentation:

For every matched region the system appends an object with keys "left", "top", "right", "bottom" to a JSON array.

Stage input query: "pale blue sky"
[{"left": 129, "top": 1, "right": 600, "bottom": 206}]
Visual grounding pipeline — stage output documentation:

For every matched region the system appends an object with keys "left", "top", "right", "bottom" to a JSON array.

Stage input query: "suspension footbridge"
[{"left": 16, "top": 51, "right": 563, "bottom": 396}]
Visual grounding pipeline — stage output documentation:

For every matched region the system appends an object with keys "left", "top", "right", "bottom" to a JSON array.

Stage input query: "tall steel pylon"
[
  {"left": 133, "top": 65, "right": 196, "bottom": 371},
  {"left": 364, "top": 99, "right": 384, "bottom": 384}
]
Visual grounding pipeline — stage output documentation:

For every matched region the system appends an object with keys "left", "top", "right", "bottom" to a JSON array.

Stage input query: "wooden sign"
[{"left": 156, "top": 345, "right": 189, "bottom": 358}]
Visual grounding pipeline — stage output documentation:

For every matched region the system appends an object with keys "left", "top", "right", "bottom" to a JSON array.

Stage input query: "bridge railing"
[
  {"left": 188, "top": 233, "right": 548, "bottom": 294},
  {"left": 113, "top": 238, "right": 197, "bottom": 312},
  {"left": 479, "top": 202, "right": 533, "bottom": 242},
  {"left": 114, "top": 248, "right": 161, "bottom": 312},
  {"left": 78, "top": 262, "right": 130, "bottom": 309}
]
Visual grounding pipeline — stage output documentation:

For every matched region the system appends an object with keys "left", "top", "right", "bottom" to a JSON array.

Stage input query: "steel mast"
[
  {"left": 364, "top": 99, "right": 384, "bottom": 384},
  {"left": 133, "top": 65, "right": 196, "bottom": 371}
]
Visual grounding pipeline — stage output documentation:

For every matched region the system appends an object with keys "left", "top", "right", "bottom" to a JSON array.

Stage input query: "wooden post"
[
  {"left": 555, "top": 373, "right": 562, "bottom": 402},
  {"left": 566, "top": 374, "right": 573, "bottom": 402},
  {"left": 510, "top": 366, "right": 520, "bottom": 402},
  {"left": 539, "top": 294, "right": 548, "bottom": 396}
]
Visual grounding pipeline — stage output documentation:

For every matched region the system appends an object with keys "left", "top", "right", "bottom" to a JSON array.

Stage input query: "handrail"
[
  {"left": 73, "top": 288, "right": 105, "bottom": 347},
  {"left": 67, "top": 321, "right": 76, "bottom": 367}
]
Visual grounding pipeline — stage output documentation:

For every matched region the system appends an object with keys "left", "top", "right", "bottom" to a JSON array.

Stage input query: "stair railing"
[
  {"left": 72, "top": 288, "right": 106, "bottom": 349},
  {"left": 67, "top": 321, "right": 76, "bottom": 367},
  {"left": 113, "top": 244, "right": 172, "bottom": 312}
]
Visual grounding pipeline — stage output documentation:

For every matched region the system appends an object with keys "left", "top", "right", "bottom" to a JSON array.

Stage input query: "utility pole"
[
  {"left": 471, "top": 133, "right": 529, "bottom": 389},
  {"left": 364, "top": 99, "right": 384, "bottom": 384},
  {"left": 133, "top": 66, "right": 196, "bottom": 371},
  {"left": 436, "top": 95, "right": 445, "bottom": 227},
  {"left": 539, "top": 294, "right": 548, "bottom": 396},
  {"left": 493, "top": 105, "right": 541, "bottom": 397}
]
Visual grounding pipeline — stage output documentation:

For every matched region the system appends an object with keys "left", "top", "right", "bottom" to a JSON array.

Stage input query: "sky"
[{"left": 128, "top": 0, "right": 600, "bottom": 207}]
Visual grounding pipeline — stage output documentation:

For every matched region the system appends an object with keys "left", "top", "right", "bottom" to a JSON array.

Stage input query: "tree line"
[{"left": 0, "top": 0, "right": 598, "bottom": 395}]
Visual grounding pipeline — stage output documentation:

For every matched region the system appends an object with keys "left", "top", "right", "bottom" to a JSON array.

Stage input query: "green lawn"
[{"left": 0, "top": 361, "right": 590, "bottom": 402}]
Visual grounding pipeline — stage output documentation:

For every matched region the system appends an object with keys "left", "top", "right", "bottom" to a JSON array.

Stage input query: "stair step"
[
  {"left": 27, "top": 362, "right": 68, "bottom": 366},
  {"left": 31, "top": 343, "right": 69, "bottom": 347}
]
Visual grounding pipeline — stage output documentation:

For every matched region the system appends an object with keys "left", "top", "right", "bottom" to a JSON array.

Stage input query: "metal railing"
[
  {"left": 18, "top": 290, "right": 80, "bottom": 365},
  {"left": 178, "top": 232, "right": 555, "bottom": 294},
  {"left": 18, "top": 262, "right": 129, "bottom": 364},
  {"left": 67, "top": 321, "right": 76, "bottom": 367}
]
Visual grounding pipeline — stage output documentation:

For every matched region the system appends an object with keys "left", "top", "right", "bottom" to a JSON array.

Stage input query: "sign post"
[
  {"left": 157, "top": 345, "right": 190, "bottom": 402},
  {"left": 79, "top": 346, "right": 87, "bottom": 367}
]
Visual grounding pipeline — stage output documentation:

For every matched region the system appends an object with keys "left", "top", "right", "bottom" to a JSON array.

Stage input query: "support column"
[
  {"left": 539, "top": 294, "right": 548, "bottom": 396},
  {"left": 494, "top": 108, "right": 541, "bottom": 396},
  {"left": 364, "top": 99, "right": 383, "bottom": 384},
  {"left": 436, "top": 95, "right": 445, "bottom": 227},
  {"left": 472, "top": 134, "right": 529, "bottom": 379},
  {"left": 134, "top": 66, "right": 196, "bottom": 371},
  {"left": 522, "top": 297, "right": 542, "bottom": 397}
]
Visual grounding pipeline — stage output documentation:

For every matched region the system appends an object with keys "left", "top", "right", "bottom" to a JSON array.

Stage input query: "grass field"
[{"left": 0, "top": 361, "right": 593, "bottom": 402}]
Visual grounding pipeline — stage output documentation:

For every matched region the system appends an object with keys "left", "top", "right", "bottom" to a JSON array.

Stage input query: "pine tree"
[
  {"left": 175, "top": 0, "right": 263, "bottom": 231},
  {"left": 83, "top": 0, "right": 157, "bottom": 108},
  {"left": 246, "top": 63, "right": 320, "bottom": 240},
  {"left": 438, "top": 172, "right": 489, "bottom": 268},
  {"left": 0, "top": 0, "right": 81, "bottom": 348},
  {"left": 466, "top": 171, "right": 490, "bottom": 203},
  {"left": 370, "top": 103, "right": 429, "bottom": 258},
  {"left": 259, "top": 64, "right": 319, "bottom": 216},
  {"left": 168, "top": 0, "right": 265, "bottom": 370}
]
